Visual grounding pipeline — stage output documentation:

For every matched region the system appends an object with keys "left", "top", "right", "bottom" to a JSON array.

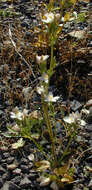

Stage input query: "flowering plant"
[{"left": 6, "top": 0, "right": 88, "bottom": 188}]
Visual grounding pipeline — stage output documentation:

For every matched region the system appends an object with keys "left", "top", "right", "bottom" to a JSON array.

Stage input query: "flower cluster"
[
  {"left": 45, "top": 92, "right": 59, "bottom": 102},
  {"left": 10, "top": 107, "right": 28, "bottom": 120},
  {"left": 41, "top": 11, "right": 77, "bottom": 24},
  {"left": 63, "top": 111, "right": 86, "bottom": 126},
  {"left": 37, "top": 86, "right": 45, "bottom": 95},
  {"left": 42, "top": 12, "right": 55, "bottom": 24},
  {"left": 37, "top": 85, "right": 59, "bottom": 103},
  {"left": 36, "top": 51, "right": 60, "bottom": 102},
  {"left": 39, "top": 73, "right": 49, "bottom": 84}
]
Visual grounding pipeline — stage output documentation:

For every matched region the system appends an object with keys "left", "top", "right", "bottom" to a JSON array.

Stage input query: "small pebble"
[{"left": 7, "top": 163, "right": 18, "bottom": 170}]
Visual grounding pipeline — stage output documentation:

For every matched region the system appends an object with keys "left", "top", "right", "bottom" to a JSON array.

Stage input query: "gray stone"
[
  {"left": 87, "top": 41, "right": 92, "bottom": 47},
  {"left": 7, "top": 163, "right": 18, "bottom": 170},
  {"left": 85, "top": 124, "right": 92, "bottom": 132},
  {"left": 13, "top": 168, "right": 21, "bottom": 175},
  {"left": 9, "top": 182, "right": 20, "bottom": 190},
  {"left": 21, "top": 21, "right": 29, "bottom": 28},
  {"left": 88, "top": 179, "right": 92, "bottom": 187},
  {"left": 70, "top": 100, "right": 82, "bottom": 111},
  {"left": 11, "top": 176, "right": 22, "bottom": 185},
  {"left": 3, "top": 152, "right": 9, "bottom": 159},
  {"left": 28, "top": 173, "right": 38, "bottom": 180},
  {"left": 77, "top": 59, "right": 85, "bottom": 64},
  {"left": 20, "top": 165, "right": 29, "bottom": 173},
  {"left": 28, "top": 154, "right": 34, "bottom": 161},
  {"left": 0, "top": 178, "right": 4, "bottom": 188},
  {"left": 20, "top": 158, "right": 28, "bottom": 164},
  {"left": 2, "top": 172, "right": 11, "bottom": 181},
  {"left": 0, "top": 146, "right": 8, "bottom": 151},
  {"left": 0, "top": 166, "right": 6, "bottom": 175},
  {"left": 1, "top": 182, "right": 9, "bottom": 190},
  {"left": 0, "top": 110, "right": 4, "bottom": 115},
  {"left": 37, "top": 176, "right": 50, "bottom": 187},
  {"left": 50, "top": 182, "right": 59, "bottom": 190},
  {"left": 7, "top": 157, "right": 14, "bottom": 164},
  {"left": 20, "top": 176, "right": 31, "bottom": 188},
  {"left": 28, "top": 162, "right": 34, "bottom": 169},
  {"left": 90, "top": 23, "right": 92, "bottom": 31}
]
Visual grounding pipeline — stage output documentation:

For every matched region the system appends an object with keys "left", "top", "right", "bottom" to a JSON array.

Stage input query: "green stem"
[
  {"left": 49, "top": 103, "right": 57, "bottom": 139},
  {"left": 23, "top": 134, "right": 47, "bottom": 159},
  {"left": 60, "top": 132, "right": 75, "bottom": 162},
  {"left": 49, "top": 0, "right": 54, "bottom": 10},
  {"left": 50, "top": 43, "right": 54, "bottom": 72},
  {"left": 42, "top": 98, "right": 57, "bottom": 165}
]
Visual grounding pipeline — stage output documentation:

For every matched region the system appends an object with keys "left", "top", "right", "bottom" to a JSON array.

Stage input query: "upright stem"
[
  {"left": 49, "top": 0, "right": 54, "bottom": 9},
  {"left": 50, "top": 43, "right": 54, "bottom": 71},
  {"left": 23, "top": 134, "right": 47, "bottom": 158},
  {"left": 49, "top": 103, "right": 57, "bottom": 139},
  {"left": 42, "top": 97, "right": 57, "bottom": 165},
  {"left": 60, "top": 131, "right": 76, "bottom": 162}
]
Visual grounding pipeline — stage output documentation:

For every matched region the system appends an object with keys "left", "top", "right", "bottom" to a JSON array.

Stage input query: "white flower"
[
  {"left": 37, "top": 86, "right": 45, "bottom": 94},
  {"left": 73, "top": 11, "right": 77, "bottom": 19},
  {"left": 42, "top": 12, "right": 54, "bottom": 24},
  {"left": 63, "top": 114, "right": 75, "bottom": 124},
  {"left": 63, "top": 111, "right": 80, "bottom": 124},
  {"left": 63, "top": 111, "right": 86, "bottom": 126},
  {"left": 36, "top": 55, "right": 49, "bottom": 64},
  {"left": 72, "top": 111, "right": 80, "bottom": 121},
  {"left": 10, "top": 107, "right": 28, "bottom": 120},
  {"left": 45, "top": 92, "right": 59, "bottom": 102},
  {"left": 78, "top": 119, "right": 86, "bottom": 126},
  {"left": 39, "top": 73, "right": 49, "bottom": 83},
  {"left": 10, "top": 111, "right": 23, "bottom": 120}
]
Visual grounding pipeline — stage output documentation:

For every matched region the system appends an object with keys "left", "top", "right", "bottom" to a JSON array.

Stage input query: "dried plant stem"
[
  {"left": 9, "top": 25, "right": 36, "bottom": 79},
  {"left": 75, "top": 147, "right": 92, "bottom": 164}
]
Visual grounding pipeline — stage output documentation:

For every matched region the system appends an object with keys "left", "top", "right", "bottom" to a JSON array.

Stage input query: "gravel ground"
[{"left": 0, "top": 0, "right": 92, "bottom": 190}]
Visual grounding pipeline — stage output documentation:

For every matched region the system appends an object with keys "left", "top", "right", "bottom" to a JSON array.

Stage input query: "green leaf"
[
  {"left": 77, "top": 12, "right": 86, "bottom": 22},
  {"left": 61, "top": 174, "right": 74, "bottom": 183},
  {"left": 2, "top": 132, "right": 13, "bottom": 138},
  {"left": 53, "top": 162, "right": 70, "bottom": 177},
  {"left": 35, "top": 160, "right": 50, "bottom": 171},
  {"left": 11, "top": 138, "right": 25, "bottom": 149},
  {"left": 8, "top": 126, "right": 19, "bottom": 134},
  {"left": 31, "top": 133, "right": 40, "bottom": 140}
]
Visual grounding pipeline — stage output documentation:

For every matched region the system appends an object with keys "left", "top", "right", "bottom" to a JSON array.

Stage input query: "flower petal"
[{"left": 42, "top": 12, "right": 54, "bottom": 23}]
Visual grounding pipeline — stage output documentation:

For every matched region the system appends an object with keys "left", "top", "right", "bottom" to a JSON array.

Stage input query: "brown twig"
[{"left": 9, "top": 24, "right": 36, "bottom": 79}]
